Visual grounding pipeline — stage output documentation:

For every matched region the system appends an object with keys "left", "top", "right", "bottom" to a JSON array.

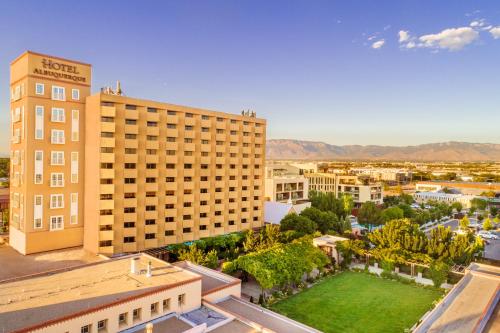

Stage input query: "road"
[
  {"left": 484, "top": 239, "right": 500, "bottom": 261},
  {"left": 424, "top": 219, "right": 458, "bottom": 236}
]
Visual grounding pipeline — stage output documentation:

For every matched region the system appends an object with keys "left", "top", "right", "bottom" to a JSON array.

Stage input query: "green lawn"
[{"left": 270, "top": 271, "right": 443, "bottom": 333}]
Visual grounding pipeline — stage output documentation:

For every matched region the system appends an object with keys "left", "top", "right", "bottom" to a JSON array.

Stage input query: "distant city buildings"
[
  {"left": 413, "top": 191, "right": 475, "bottom": 209},
  {"left": 416, "top": 181, "right": 500, "bottom": 196},
  {"left": 264, "top": 163, "right": 309, "bottom": 204}
]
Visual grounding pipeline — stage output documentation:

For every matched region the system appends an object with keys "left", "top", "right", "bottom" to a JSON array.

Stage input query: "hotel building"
[{"left": 9, "top": 51, "right": 266, "bottom": 255}]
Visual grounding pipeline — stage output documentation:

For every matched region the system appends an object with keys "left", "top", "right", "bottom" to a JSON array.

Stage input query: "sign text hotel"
[{"left": 33, "top": 58, "right": 87, "bottom": 83}]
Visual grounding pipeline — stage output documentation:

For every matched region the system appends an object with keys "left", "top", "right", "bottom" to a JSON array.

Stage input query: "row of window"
[
  {"left": 35, "top": 106, "right": 79, "bottom": 141},
  {"left": 35, "top": 83, "right": 80, "bottom": 101},
  {"left": 33, "top": 193, "right": 79, "bottom": 229},
  {"left": 79, "top": 296, "right": 183, "bottom": 333},
  {"left": 34, "top": 151, "right": 78, "bottom": 185}
]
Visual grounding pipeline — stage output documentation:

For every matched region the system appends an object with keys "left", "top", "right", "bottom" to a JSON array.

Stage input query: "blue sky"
[{"left": 1, "top": 0, "right": 500, "bottom": 153}]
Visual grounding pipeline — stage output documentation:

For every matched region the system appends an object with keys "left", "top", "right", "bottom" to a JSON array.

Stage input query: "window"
[
  {"left": 97, "top": 319, "right": 107, "bottom": 332},
  {"left": 165, "top": 230, "right": 174, "bottom": 236},
  {"left": 50, "top": 216, "right": 63, "bottom": 231},
  {"left": 50, "top": 173, "right": 64, "bottom": 187},
  {"left": 215, "top": 222, "right": 222, "bottom": 228},
  {"left": 52, "top": 86, "right": 65, "bottom": 101},
  {"left": 151, "top": 302, "right": 159, "bottom": 314},
  {"left": 147, "top": 121, "right": 158, "bottom": 127},
  {"left": 146, "top": 192, "right": 156, "bottom": 197},
  {"left": 202, "top": 115, "right": 210, "bottom": 120},
  {"left": 100, "top": 194, "right": 113, "bottom": 200},
  {"left": 167, "top": 110, "right": 176, "bottom": 115},
  {"left": 34, "top": 195, "right": 43, "bottom": 229},
  {"left": 101, "top": 147, "right": 113, "bottom": 153},
  {"left": 146, "top": 149, "right": 157, "bottom": 155},
  {"left": 166, "top": 150, "right": 176, "bottom": 156},
  {"left": 125, "top": 104, "right": 137, "bottom": 110},
  {"left": 145, "top": 205, "right": 156, "bottom": 211},
  {"left": 35, "top": 106, "right": 44, "bottom": 139},
  {"left": 81, "top": 325, "right": 91, "bottom": 333},
  {"left": 72, "top": 88, "right": 80, "bottom": 100},
  {"left": 71, "top": 152, "right": 79, "bottom": 183},
  {"left": 145, "top": 219, "right": 156, "bottom": 225},
  {"left": 184, "top": 138, "right": 193, "bottom": 143},
  {"left": 70, "top": 193, "right": 78, "bottom": 224},
  {"left": 125, "top": 163, "right": 136, "bottom": 169},
  {"left": 146, "top": 163, "right": 156, "bottom": 169},
  {"left": 125, "top": 133, "right": 137, "bottom": 139},
  {"left": 145, "top": 233, "right": 156, "bottom": 239},
  {"left": 147, "top": 135, "right": 158, "bottom": 141},
  {"left": 101, "top": 163, "right": 113, "bottom": 169},
  {"left": 147, "top": 107, "right": 157, "bottom": 113},
  {"left": 124, "top": 193, "right": 136, "bottom": 198},
  {"left": 71, "top": 110, "right": 79, "bottom": 141},
  {"left": 34, "top": 151, "right": 43, "bottom": 184},
  {"left": 167, "top": 123, "right": 176, "bottom": 129},
  {"left": 125, "top": 119, "right": 137, "bottom": 125},
  {"left": 125, "top": 148, "right": 137, "bottom": 154},
  {"left": 124, "top": 207, "right": 135, "bottom": 213},
  {"left": 167, "top": 136, "right": 176, "bottom": 142},
  {"left": 186, "top": 112, "right": 194, "bottom": 118},
  {"left": 35, "top": 83, "right": 44, "bottom": 95},
  {"left": 183, "top": 227, "right": 192, "bottom": 233},
  {"left": 163, "top": 298, "right": 171, "bottom": 311},
  {"left": 124, "top": 178, "right": 136, "bottom": 184},
  {"left": 132, "top": 308, "right": 141, "bottom": 321},
  {"left": 185, "top": 125, "right": 193, "bottom": 131},
  {"left": 124, "top": 236, "right": 135, "bottom": 243},
  {"left": 50, "top": 194, "right": 64, "bottom": 209},
  {"left": 118, "top": 313, "right": 127, "bottom": 325},
  {"left": 51, "top": 151, "right": 64, "bottom": 165},
  {"left": 124, "top": 222, "right": 135, "bottom": 228},
  {"left": 200, "top": 225, "right": 207, "bottom": 230},
  {"left": 178, "top": 294, "right": 186, "bottom": 306},
  {"left": 51, "top": 129, "right": 65, "bottom": 144}
]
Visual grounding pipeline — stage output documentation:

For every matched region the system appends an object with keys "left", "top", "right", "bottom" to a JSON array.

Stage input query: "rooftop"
[
  {"left": 173, "top": 261, "right": 240, "bottom": 295},
  {"left": 0, "top": 254, "right": 200, "bottom": 332},
  {"left": 415, "top": 263, "right": 500, "bottom": 333}
]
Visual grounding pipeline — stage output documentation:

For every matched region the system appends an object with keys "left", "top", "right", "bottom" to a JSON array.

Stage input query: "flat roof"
[
  {"left": 214, "top": 297, "right": 320, "bottom": 333},
  {"left": 0, "top": 254, "right": 201, "bottom": 332},
  {"left": 415, "top": 263, "right": 500, "bottom": 333},
  {"left": 173, "top": 261, "right": 240, "bottom": 295}
]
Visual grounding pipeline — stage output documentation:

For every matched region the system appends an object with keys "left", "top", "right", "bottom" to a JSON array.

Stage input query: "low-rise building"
[
  {"left": 0, "top": 253, "right": 320, "bottom": 333},
  {"left": 413, "top": 191, "right": 475, "bottom": 208},
  {"left": 416, "top": 181, "right": 500, "bottom": 196},
  {"left": 265, "top": 164, "right": 309, "bottom": 203},
  {"left": 305, "top": 173, "right": 383, "bottom": 206}
]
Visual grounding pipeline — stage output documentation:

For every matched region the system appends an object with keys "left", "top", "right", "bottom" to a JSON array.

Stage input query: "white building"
[
  {"left": 0, "top": 253, "right": 319, "bottom": 333},
  {"left": 265, "top": 164, "right": 309, "bottom": 203},
  {"left": 413, "top": 192, "right": 475, "bottom": 208}
]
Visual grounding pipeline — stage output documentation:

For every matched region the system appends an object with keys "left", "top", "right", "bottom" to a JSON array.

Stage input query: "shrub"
[{"left": 429, "top": 260, "right": 450, "bottom": 288}]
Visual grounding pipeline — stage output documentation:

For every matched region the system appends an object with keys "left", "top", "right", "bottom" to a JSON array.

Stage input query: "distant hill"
[{"left": 266, "top": 140, "right": 500, "bottom": 161}]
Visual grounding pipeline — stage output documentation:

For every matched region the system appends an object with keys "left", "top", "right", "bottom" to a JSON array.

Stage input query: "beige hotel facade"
[{"left": 9, "top": 51, "right": 266, "bottom": 255}]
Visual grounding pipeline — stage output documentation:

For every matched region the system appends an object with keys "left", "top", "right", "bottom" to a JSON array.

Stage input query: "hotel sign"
[{"left": 32, "top": 58, "right": 87, "bottom": 83}]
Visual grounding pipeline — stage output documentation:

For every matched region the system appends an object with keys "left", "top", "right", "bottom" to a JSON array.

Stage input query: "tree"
[
  {"left": 471, "top": 198, "right": 488, "bottom": 211},
  {"left": 490, "top": 206, "right": 498, "bottom": 217},
  {"left": 397, "top": 203, "right": 415, "bottom": 218},
  {"left": 429, "top": 260, "right": 449, "bottom": 288},
  {"left": 336, "top": 239, "right": 365, "bottom": 267},
  {"left": 178, "top": 244, "right": 205, "bottom": 264},
  {"left": 357, "top": 201, "right": 382, "bottom": 231},
  {"left": 451, "top": 202, "right": 463, "bottom": 213},
  {"left": 309, "top": 190, "right": 346, "bottom": 218},
  {"left": 381, "top": 206, "right": 404, "bottom": 223},
  {"left": 483, "top": 218, "right": 493, "bottom": 231},
  {"left": 342, "top": 194, "right": 354, "bottom": 217},
  {"left": 280, "top": 213, "right": 317, "bottom": 234},
  {"left": 480, "top": 191, "right": 496, "bottom": 198},
  {"left": 204, "top": 250, "right": 219, "bottom": 269},
  {"left": 459, "top": 216, "right": 470, "bottom": 230}
]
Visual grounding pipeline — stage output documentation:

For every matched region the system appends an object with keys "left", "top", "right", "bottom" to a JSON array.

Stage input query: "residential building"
[
  {"left": 0, "top": 253, "right": 320, "bottom": 333},
  {"left": 350, "top": 167, "right": 412, "bottom": 185},
  {"left": 264, "top": 164, "right": 309, "bottom": 203},
  {"left": 305, "top": 173, "right": 383, "bottom": 205},
  {"left": 413, "top": 192, "right": 475, "bottom": 209},
  {"left": 9, "top": 51, "right": 266, "bottom": 255}
]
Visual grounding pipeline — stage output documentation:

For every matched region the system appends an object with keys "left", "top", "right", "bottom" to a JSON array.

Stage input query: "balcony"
[
  {"left": 146, "top": 112, "right": 160, "bottom": 122},
  {"left": 200, "top": 157, "right": 211, "bottom": 164},
  {"left": 123, "top": 243, "right": 137, "bottom": 253},
  {"left": 184, "top": 131, "right": 195, "bottom": 139},
  {"left": 124, "top": 124, "right": 139, "bottom": 134},
  {"left": 164, "top": 196, "right": 176, "bottom": 204},
  {"left": 200, "top": 132, "right": 211, "bottom": 140},
  {"left": 227, "top": 225, "right": 238, "bottom": 233},
  {"left": 100, "top": 184, "right": 114, "bottom": 194},
  {"left": 125, "top": 108, "right": 139, "bottom": 119},
  {"left": 230, "top": 124, "right": 239, "bottom": 131},
  {"left": 124, "top": 198, "right": 138, "bottom": 207},
  {"left": 166, "top": 129, "right": 178, "bottom": 137},
  {"left": 101, "top": 122, "right": 115, "bottom": 133},
  {"left": 123, "top": 213, "right": 137, "bottom": 221},
  {"left": 144, "top": 211, "right": 158, "bottom": 220},
  {"left": 146, "top": 141, "right": 159, "bottom": 150},
  {"left": 215, "top": 122, "right": 226, "bottom": 130},
  {"left": 199, "top": 229, "right": 210, "bottom": 238},
  {"left": 165, "top": 142, "right": 177, "bottom": 151},
  {"left": 255, "top": 137, "right": 264, "bottom": 144},
  {"left": 145, "top": 155, "right": 159, "bottom": 163},
  {"left": 99, "top": 230, "right": 114, "bottom": 241},
  {"left": 100, "top": 169, "right": 114, "bottom": 179},
  {"left": 200, "top": 119, "right": 211, "bottom": 127},
  {"left": 165, "top": 169, "right": 176, "bottom": 178},
  {"left": 166, "top": 115, "right": 178, "bottom": 124},
  {"left": 123, "top": 227, "right": 137, "bottom": 237},
  {"left": 184, "top": 143, "right": 195, "bottom": 152},
  {"left": 199, "top": 206, "right": 210, "bottom": 214},
  {"left": 243, "top": 125, "right": 252, "bottom": 133},
  {"left": 101, "top": 106, "right": 116, "bottom": 117},
  {"left": 229, "top": 147, "right": 239, "bottom": 154},
  {"left": 184, "top": 117, "right": 196, "bottom": 126},
  {"left": 255, "top": 124, "right": 264, "bottom": 133},
  {"left": 145, "top": 183, "right": 158, "bottom": 192},
  {"left": 100, "top": 153, "right": 115, "bottom": 163},
  {"left": 100, "top": 137, "right": 115, "bottom": 147},
  {"left": 215, "top": 134, "right": 226, "bottom": 141},
  {"left": 200, "top": 193, "right": 211, "bottom": 201},
  {"left": 124, "top": 184, "right": 138, "bottom": 193},
  {"left": 164, "top": 208, "right": 177, "bottom": 217},
  {"left": 165, "top": 235, "right": 177, "bottom": 245},
  {"left": 145, "top": 239, "right": 159, "bottom": 249},
  {"left": 215, "top": 157, "right": 225, "bottom": 164},
  {"left": 182, "top": 232, "right": 195, "bottom": 242},
  {"left": 124, "top": 154, "right": 138, "bottom": 163},
  {"left": 165, "top": 155, "right": 177, "bottom": 164},
  {"left": 99, "top": 246, "right": 114, "bottom": 255},
  {"left": 229, "top": 135, "right": 239, "bottom": 142},
  {"left": 184, "top": 156, "right": 195, "bottom": 164},
  {"left": 165, "top": 183, "right": 177, "bottom": 192},
  {"left": 183, "top": 194, "right": 195, "bottom": 203},
  {"left": 123, "top": 170, "right": 137, "bottom": 178},
  {"left": 183, "top": 206, "right": 194, "bottom": 216},
  {"left": 145, "top": 169, "right": 158, "bottom": 178},
  {"left": 146, "top": 127, "right": 159, "bottom": 136},
  {"left": 99, "top": 215, "right": 114, "bottom": 225},
  {"left": 99, "top": 200, "right": 114, "bottom": 210},
  {"left": 214, "top": 192, "right": 225, "bottom": 200}
]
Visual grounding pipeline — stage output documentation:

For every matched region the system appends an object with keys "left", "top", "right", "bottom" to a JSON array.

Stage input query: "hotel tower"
[{"left": 9, "top": 51, "right": 266, "bottom": 255}]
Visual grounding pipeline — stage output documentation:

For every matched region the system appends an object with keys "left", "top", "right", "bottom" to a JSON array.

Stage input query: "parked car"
[{"left": 478, "top": 231, "right": 499, "bottom": 240}]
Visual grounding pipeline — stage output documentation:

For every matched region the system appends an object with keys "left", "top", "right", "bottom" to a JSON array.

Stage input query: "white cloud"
[
  {"left": 371, "top": 39, "right": 385, "bottom": 49},
  {"left": 406, "top": 41, "right": 416, "bottom": 49},
  {"left": 367, "top": 35, "right": 377, "bottom": 41},
  {"left": 419, "top": 27, "right": 479, "bottom": 51},
  {"left": 398, "top": 30, "right": 410, "bottom": 43},
  {"left": 383, "top": 25, "right": 392, "bottom": 31},
  {"left": 490, "top": 26, "right": 500, "bottom": 39}
]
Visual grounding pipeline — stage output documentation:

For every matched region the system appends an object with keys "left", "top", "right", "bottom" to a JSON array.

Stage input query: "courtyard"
[{"left": 270, "top": 271, "right": 444, "bottom": 333}]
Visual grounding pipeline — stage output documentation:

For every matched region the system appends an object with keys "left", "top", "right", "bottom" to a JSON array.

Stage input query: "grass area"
[{"left": 270, "top": 271, "right": 443, "bottom": 333}]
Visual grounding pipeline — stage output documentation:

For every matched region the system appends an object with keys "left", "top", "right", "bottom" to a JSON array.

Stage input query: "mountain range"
[{"left": 266, "top": 140, "right": 500, "bottom": 161}]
